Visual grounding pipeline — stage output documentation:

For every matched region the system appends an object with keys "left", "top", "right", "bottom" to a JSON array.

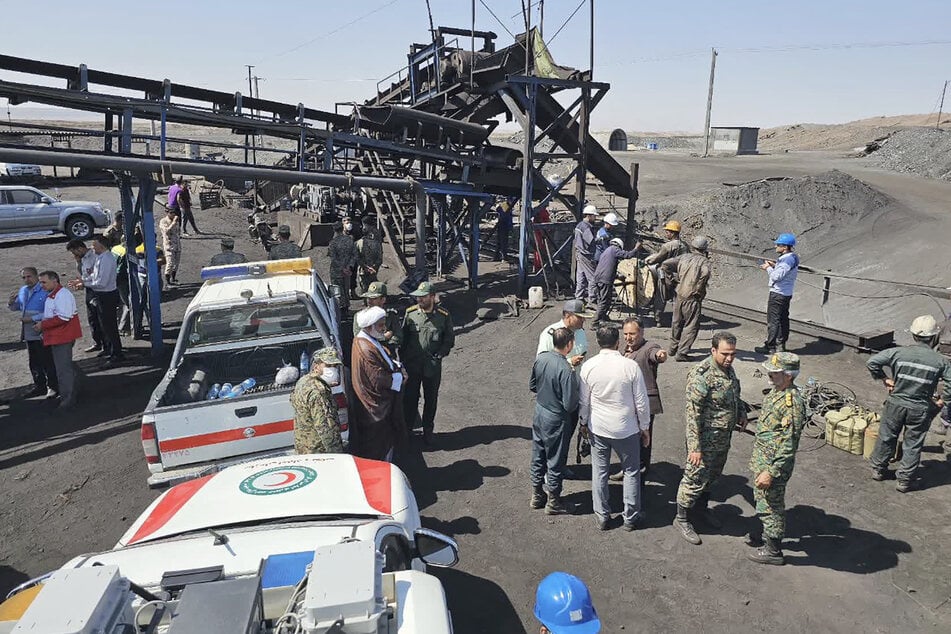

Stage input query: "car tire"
[{"left": 65, "top": 215, "right": 94, "bottom": 240}]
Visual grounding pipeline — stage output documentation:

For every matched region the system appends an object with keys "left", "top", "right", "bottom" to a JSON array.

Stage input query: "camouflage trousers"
[
  {"left": 753, "top": 479, "right": 788, "bottom": 539},
  {"left": 676, "top": 436, "right": 731, "bottom": 507},
  {"left": 164, "top": 249, "right": 180, "bottom": 277}
]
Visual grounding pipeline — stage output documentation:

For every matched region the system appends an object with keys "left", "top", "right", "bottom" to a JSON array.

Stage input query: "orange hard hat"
[{"left": 664, "top": 220, "right": 682, "bottom": 232}]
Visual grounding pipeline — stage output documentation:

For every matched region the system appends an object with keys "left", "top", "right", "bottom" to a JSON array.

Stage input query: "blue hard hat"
[
  {"left": 775, "top": 232, "right": 796, "bottom": 246},
  {"left": 534, "top": 573, "right": 601, "bottom": 634}
]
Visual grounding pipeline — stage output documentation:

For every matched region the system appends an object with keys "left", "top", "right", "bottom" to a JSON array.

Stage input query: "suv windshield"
[{"left": 187, "top": 300, "right": 316, "bottom": 346}]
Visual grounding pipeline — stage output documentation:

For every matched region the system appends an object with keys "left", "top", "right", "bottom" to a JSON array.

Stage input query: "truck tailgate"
[{"left": 154, "top": 393, "right": 294, "bottom": 469}]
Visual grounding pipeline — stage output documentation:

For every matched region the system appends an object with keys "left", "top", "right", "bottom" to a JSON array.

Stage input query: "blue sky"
[{"left": 2, "top": 0, "right": 949, "bottom": 131}]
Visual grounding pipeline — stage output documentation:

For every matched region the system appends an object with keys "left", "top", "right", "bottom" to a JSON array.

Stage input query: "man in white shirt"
[
  {"left": 579, "top": 325, "right": 651, "bottom": 531},
  {"left": 79, "top": 236, "right": 123, "bottom": 364}
]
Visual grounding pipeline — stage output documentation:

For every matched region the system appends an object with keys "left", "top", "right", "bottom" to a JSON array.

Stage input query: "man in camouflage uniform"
[
  {"left": 748, "top": 352, "right": 806, "bottom": 565},
  {"left": 673, "top": 330, "right": 747, "bottom": 545},
  {"left": 401, "top": 281, "right": 455, "bottom": 446},
  {"left": 352, "top": 281, "right": 402, "bottom": 354},
  {"left": 356, "top": 217, "right": 383, "bottom": 295},
  {"left": 328, "top": 221, "right": 358, "bottom": 310},
  {"left": 269, "top": 225, "right": 303, "bottom": 261},
  {"left": 209, "top": 237, "right": 248, "bottom": 266},
  {"left": 291, "top": 346, "right": 345, "bottom": 454}
]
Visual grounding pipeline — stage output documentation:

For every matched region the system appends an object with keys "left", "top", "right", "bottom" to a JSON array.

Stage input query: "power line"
[
  {"left": 607, "top": 38, "right": 951, "bottom": 67},
  {"left": 257, "top": 0, "right": 401, "bottom": 63},
  {"left": 544, "top": 0, "right": 586, "bottom": 47}
]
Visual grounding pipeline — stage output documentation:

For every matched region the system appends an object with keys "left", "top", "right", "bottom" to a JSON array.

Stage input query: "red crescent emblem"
[{"left": 263, "top": 470, "right": 297, "bottom": 487}]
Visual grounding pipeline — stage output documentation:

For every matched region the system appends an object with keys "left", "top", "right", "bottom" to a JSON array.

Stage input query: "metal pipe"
[
  {"left": 0, "top": 147, "right": 417, "bottom": 192},
  {"left": 415, "top": 191, "right": 428, "bottom": 272}
]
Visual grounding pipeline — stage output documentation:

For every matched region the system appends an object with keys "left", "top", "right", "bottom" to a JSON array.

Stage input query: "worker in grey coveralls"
[
  {"left": 644, "top": 219, "right": 690, "bottom": 322},
  {"left": 529, "top": 327, "right": 580, "bottom": 516},
  {"left": 667, "top": 236, "right": 712, "bottom": 362},
  {"left": 867, "top": 315, "right": 951, "bottom": 492},
  {"left": 592, "top": 238, "right": 641, "bottom": 325},
  {"left": 573, "top": 205, "right": 600, "bottom": 307}
]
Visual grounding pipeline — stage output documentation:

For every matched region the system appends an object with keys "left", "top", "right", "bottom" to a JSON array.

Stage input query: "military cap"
[
  {"left": 762, "top": 351, "right": 800, "bottom": 373},
  {"left": 312, "top": 347, "right": 342, "bottom": 366},
  {"left": 220, "top": 236, "right": 235, "bottom": 248},
  {"left": 278, "top": 224, "right": 291, "bottom": 236},
  {"left": 361, "top": 281, "right": 388, "bottom": 298},
  {"left": 410, "top": 281, "right": 436, "bottom": 297}
]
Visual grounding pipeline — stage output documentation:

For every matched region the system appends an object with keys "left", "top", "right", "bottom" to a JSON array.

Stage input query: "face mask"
[
  {"left": 321, "top": 366, "right": 341, "bottom": 385},
  {"left": 344, "top": 223, "right": 353, "bottom": 232}
]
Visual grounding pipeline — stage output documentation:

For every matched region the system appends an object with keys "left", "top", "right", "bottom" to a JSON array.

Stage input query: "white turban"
[{"left": 356, "top": 306, "right": 387, "bottom": 330}]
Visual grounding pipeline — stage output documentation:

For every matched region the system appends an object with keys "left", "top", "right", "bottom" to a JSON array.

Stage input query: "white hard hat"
[
  {"left": 691, "top": 235, "right": 709, "bottom": 251},
  {"left": 610, "top": 237, "right": 624, "bottom": 248},
  {"left": 603, "top": 212, "right": 619, "bottom": 226},
  {"left": 909, "top": 315, "right": 940, "bottom": 337},
  {"left": 582, "top": 204, "right": 599, "bottom": 217}
]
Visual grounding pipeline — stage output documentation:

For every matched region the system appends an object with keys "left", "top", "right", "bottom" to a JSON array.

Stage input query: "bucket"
[
  {"left": 528, "top": 286, "right": 544, "bottom": 309},
  {"left": 647, "top": 142, "right": 659, "bottom": 151}
]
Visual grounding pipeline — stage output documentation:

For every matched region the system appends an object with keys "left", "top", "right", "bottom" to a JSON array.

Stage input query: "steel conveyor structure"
[{"left": 0, "top": 24, "right": 635, "bottom": 303}]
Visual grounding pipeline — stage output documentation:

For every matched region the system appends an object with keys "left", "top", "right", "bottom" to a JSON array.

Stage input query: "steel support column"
[{"left": 518, "top": 81, "right": 538, "bottom": 293}]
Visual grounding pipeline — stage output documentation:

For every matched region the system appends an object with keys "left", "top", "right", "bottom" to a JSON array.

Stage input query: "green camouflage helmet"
[
  {"left": 762, "top": 351, "right": 800, "bottom": 373},
  {"left": 312, "top": 347, "right": 342, "bottom": 367}
]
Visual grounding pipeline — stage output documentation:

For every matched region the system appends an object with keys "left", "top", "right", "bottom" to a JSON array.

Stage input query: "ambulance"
[
  {"left": 141, "top": 258, "right": 350, "bottom": 487},
  {"left": 0, "top": 455, "right": 458, "bottom": 633}
]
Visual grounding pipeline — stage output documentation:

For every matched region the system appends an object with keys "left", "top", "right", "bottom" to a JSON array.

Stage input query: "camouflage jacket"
[
  {"left": 210, "top": 251, "right": 248, "bottom": 266},
  {"left": 291, "top": 373, "right": 344, "bottom": 454},
  {"left": 357, "top": 232, "right": 384, "bottom": 271},
  {"left": 328, "top": 234, "right": 358, "bottom": 277},
  {"left": 750, "top": 385, "right": 806, "bottom": 480},
  {"left": 269, "top": 241, "right": 302, "bottom": 261},
  {"left": 684, "top": 355, "right": 743, "bottom": 452}
]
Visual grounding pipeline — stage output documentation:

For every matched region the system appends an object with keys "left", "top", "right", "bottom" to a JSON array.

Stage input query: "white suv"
[
  {"left": 0, "top": 185, "right": 111, "bottom": 240},
  {"left": 0, "top": 162, "right": 42, "bottom": 179}
]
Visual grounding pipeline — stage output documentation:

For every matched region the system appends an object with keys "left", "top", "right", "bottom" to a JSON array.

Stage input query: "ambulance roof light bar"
[{"left": 200, "top": 258, "right": 312, "bottom": 281}]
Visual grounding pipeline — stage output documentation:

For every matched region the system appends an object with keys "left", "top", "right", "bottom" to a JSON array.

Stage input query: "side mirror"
[
  {"left": 328, "top": 284, "right": 342, "bottom": 300},
  {"left": 413, "top": 528, "right": 459, "bottom": 568},
  {"left": 41, "top": 197, "right": 53, "bottom": 204}
]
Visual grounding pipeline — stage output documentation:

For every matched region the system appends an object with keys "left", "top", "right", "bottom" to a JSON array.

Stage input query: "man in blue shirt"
[
  {"left": 755, "top": 233, "right": 799, "bottom": 354},
  {"left": 7, "top": 266, "right": 57, "bottom": 398}
]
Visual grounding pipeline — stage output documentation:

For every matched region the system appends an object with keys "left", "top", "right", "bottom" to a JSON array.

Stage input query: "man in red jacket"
[{"left": 33, "top": 271, "right": 82, "bottom": 409}]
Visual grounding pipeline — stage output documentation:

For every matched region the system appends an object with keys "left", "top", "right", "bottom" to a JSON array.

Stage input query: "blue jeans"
[
  {"left": 591, "top": 431, "right": 642, "bottom": 524},
  {"left": 531, "top": 408, "right": 571, "bottom": 496}
]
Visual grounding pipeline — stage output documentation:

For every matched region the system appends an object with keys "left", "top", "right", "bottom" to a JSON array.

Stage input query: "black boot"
[
  {"left": 545, "top": 493, "right": 569, "bottom": 515},
  {"left": 748, "top": 537, "right": 785, "bottom": 565},
  {"left": 530, "top": 486, "right": 547, "bottom": 510},
  {"left": 696, "top": 493, "right": 722, "bottom": 529},
  {"left": 673, "top": 504, "right": 701, "bottom": 545}
]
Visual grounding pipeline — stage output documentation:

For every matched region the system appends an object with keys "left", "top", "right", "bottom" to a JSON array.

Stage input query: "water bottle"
[
  {"left": 206, "top": 383, "right": 221, "bottom": 400},
  {"left": 300, "top": 350, "right": 310, "bottom": 374},
  {"left": 225, "top": 378, "right": 257, "bottom": 399},
  {"left": 807, "top": 376, "right": 817, "bottom": 388},
  {"left": 219, "top": 382, "right": 234, "bottom": 399}
]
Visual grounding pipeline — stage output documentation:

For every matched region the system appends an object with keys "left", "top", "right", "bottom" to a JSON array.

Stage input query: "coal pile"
[{"left": 866, "top": 127, "right": 951, "bottom": 181}]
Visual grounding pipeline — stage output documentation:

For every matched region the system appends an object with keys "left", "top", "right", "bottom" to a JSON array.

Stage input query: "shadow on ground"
[
  {"left": 433, "top": 567, "right": 527, "bottom": 634},
  {"left": 784, "top": 505, "right": 912, "bottom": 573}
]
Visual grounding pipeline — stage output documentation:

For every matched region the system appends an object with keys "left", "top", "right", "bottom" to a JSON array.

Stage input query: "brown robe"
[{"left": 350, "top": 334, "right": 406, "bottom": 460}]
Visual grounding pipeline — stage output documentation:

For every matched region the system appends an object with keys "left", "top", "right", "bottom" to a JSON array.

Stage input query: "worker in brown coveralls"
[{"left": 667, "top": 236, "right": 712, "bottom": 362}]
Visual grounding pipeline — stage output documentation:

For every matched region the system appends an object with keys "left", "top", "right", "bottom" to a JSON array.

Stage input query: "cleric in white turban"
[{"left": 350, "top": 305, "right": 407, "bottom": 461}]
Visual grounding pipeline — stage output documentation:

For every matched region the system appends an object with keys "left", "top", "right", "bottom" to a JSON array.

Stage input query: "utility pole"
[
  {"left": 937, "top": 80, "right": 949, "bottom": 129},
  {"left": 538, "top": 0, "right": 544, "bottom": 39},
  {"left": 252, "top": 75, "right": 263, "bottom": 161},
  {"left": 589, "top": 0, "right": 594, "bottom": 79},
  {"left": 523, "top": 0, "right": 531, "bottom": 77},
  {"left": 244, "top": 65, "right": 254, "bottom": 166},
  {"left": 470, "top": 0, "right": 475, "bottom": 88},
  {"left": 702, "top": 48, "right": 718, "bottom": 158}
]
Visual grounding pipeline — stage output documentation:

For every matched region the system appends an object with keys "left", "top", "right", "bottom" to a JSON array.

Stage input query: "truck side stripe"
[
  {"left": 127, "top": 474, "right": 214, "bottom": 544},
  {"left": 158, "top": 419, "right": 295, "bottom": 453},
  {"left": 353, "top": 457, "right": 392, "bottom": 515}
]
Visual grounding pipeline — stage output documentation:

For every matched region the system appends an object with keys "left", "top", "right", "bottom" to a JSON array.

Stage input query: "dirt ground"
[{"left": 1, "top": 151, "right": 950, "bottom": 632}]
